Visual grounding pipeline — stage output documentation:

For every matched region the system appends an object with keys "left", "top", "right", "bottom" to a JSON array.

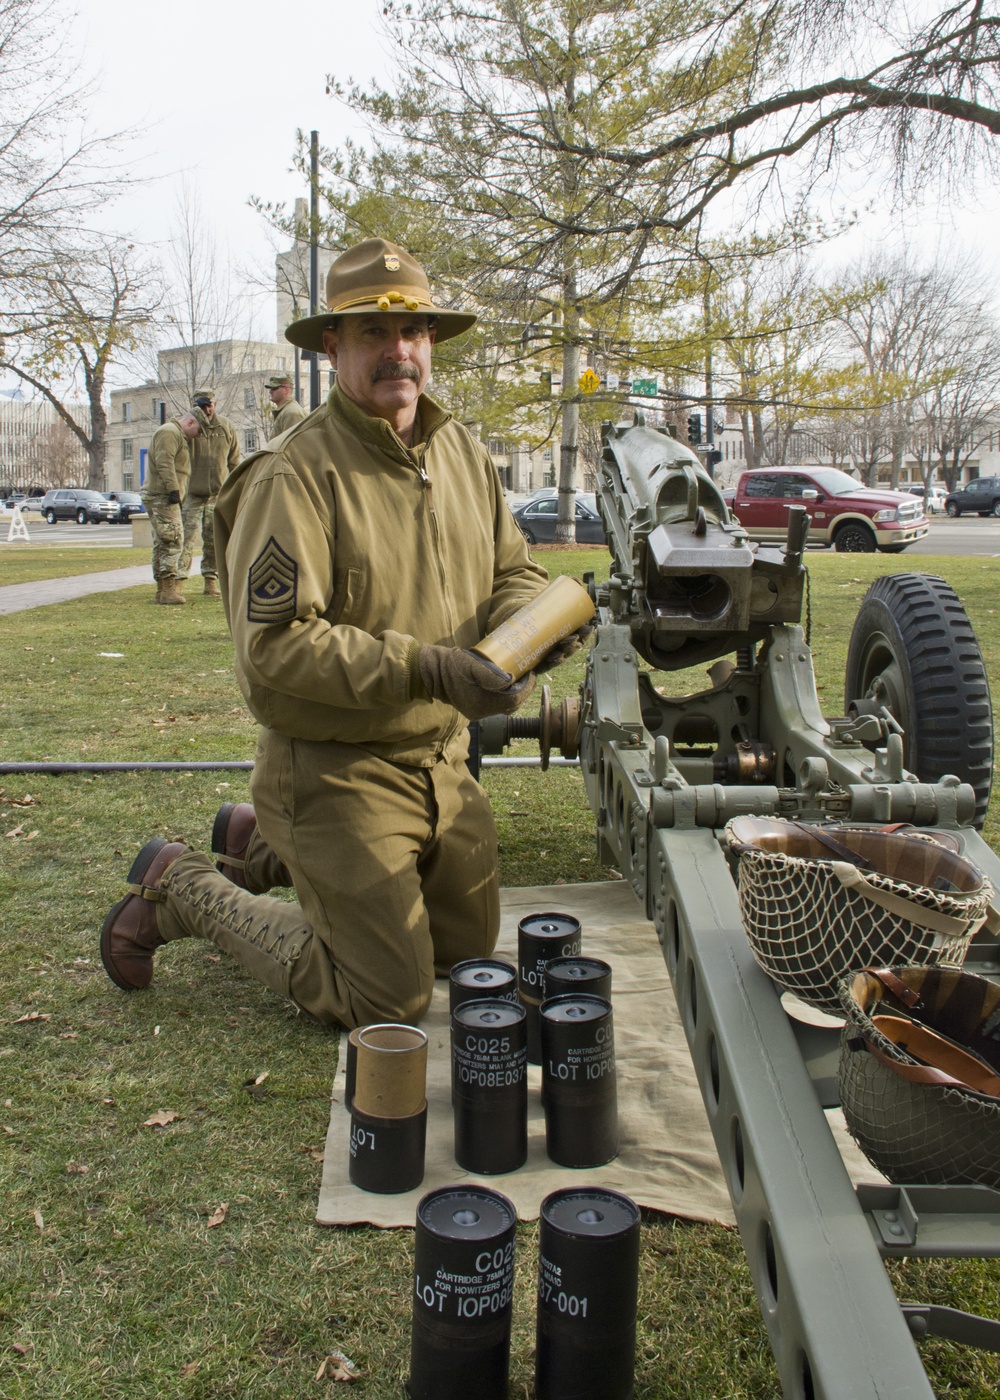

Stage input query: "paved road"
[{"left": 904, "top": 517, "right": 1000, "bottom": 557}]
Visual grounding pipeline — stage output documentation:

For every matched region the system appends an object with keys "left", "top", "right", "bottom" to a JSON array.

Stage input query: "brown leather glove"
[
  {"left": 417, "top": 645, "right": 537, "bottom": 720},
  {"left": 535, "top": 624, "right": 595, "bottom": 673}
]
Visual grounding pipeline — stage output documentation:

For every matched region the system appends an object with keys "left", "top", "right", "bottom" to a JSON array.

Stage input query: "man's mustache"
[{"left": 371, "top": 362, "right": 420, "bottom": 385}]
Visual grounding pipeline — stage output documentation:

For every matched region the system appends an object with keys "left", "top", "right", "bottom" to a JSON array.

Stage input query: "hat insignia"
[{"left": 384, "top": 254, "right": 400, "bottom": 271}]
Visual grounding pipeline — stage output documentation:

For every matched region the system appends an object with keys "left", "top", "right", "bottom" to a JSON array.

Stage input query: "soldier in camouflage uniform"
[
  {"left": 142, "top": 413, "right": 201, "bottom": 605},
  {"left": 265, "top": 373, "right": 306, "bottom": 439},
  {"left": 180, "top": 389, "right": 241, "bottom": 598}
]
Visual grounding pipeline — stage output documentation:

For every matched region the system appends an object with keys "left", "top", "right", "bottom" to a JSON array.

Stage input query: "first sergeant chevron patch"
[{"left": 247, "top": 537, "right": 299, "bottom": 624}]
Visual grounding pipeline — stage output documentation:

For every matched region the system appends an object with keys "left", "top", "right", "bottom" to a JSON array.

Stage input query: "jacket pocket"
[{"left": 325, "top": 565, "right": 363, "bottom": 625}]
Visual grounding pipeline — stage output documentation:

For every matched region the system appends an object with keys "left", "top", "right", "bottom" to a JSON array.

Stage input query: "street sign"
[
  {"left": 633, "top": 378, "right": 658, "bottom": 397},
  {"left": 579, "top": 368, "right": 600, "bottom": 394},
  {"left": 606, "top": 372, "right": 619, "bottom": 391}
]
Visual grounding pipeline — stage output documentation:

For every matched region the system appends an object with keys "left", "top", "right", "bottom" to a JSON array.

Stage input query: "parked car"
[
  {"left": 944, "top": 476, "right": 1000, "bottom": 517},
  {"left": 727, "top": 467, "right": 928, "bottom": 553},
  {"left": 101, "top": 491, "right": 146, "bottom": 524},
  {"left": 3, "top": 491, "right": 42, "bottom": 511},
  {"left": 39, "top": 488, "right": 120, "bottom": 524},
  {"left": 906, "top": 484, "right": 947, "bottom": 515},
  {"left": 509, "top": 491, "right": 607, "bottom": 546}
]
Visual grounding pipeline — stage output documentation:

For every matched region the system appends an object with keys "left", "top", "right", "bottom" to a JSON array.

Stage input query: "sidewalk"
[{"left": 0, "top": 561, "right": 202, "bottom": 615}]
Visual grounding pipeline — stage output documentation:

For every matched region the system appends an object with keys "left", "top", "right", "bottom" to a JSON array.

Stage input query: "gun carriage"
[{"left": 490, "top": 412, "right": 1000, "bottom": 1399}]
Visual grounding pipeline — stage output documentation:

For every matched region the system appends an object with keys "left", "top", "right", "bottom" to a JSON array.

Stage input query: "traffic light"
[{"left": 687, "top": 412, "right": 702, "bottom": 444}]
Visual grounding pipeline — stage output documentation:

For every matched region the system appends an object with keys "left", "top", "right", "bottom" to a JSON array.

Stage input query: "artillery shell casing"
[
  {"left": 348, "top": 1102, "right": 427, "bottom": 1195},
  {"left": 452, "top": 998, "right": 527, "bottom": 1175},
  {"left": 535, "top": 1187, "right": 641, "bottom": 1400},
  {"left": 408, "top": 1186, "right": 517, "bottom": 1400},
  {"left": 544, "top": 956, "right": 612, "bottom": 1004},
  {"left": 518, "top": 912, "right": 582, "bottom": 1064},
  {"left": 472, "top": 575, "right": 595, "bottom": 681},
  {"left": 541, "top": 994, "right": 619, "bottom": 1168},
  {"left": 353, "top": 1022, "right": 428, "bottom": 1118},
  {"left": 449, "top": 958, "right": 519, "bottom": 1016},
  {"left": 343, "top": 1025, "right": 364, "bottom": 1112}
]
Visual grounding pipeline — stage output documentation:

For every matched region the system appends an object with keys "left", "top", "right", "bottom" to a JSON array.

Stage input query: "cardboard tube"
[
  {"left": 354, "top": 1023, "right": 428, "bottom": 1118},
  {"left": 472, "top": 576, "right": 595, "bottom": 681}
]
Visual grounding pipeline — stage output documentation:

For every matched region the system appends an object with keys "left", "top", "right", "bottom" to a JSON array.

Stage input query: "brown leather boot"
[
  {"left": 100, "top": 839, "right": 189, "bottom": 990},
  {"left": 157, "top": 578, "right": 186, "bottom": 606},
  {"left": 211, "top": 802, "right": 256, "bottom": 890},
  {"left": 203, "top": 577, "right": 222, "bottom": 598},
  {"left": 154, "top": 580, "right": 163, "bottom": 604}
]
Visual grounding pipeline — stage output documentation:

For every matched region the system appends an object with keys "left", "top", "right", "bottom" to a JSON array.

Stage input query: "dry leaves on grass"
[
  {"left": 206, "top": 1203, "right": 228, "bottom": 1228},
  {"left": 143, "top": 1109, "right": 179, "bottom": 1128},
  {"left": 315, "top": 1351, "right": 364, "bottom": 1383},
  {"left": 65, "top": 1161, "right": 89, "bottom": 1175},
  {"left": 33, "top": 1210, "right": 43, "bottom": 1230},
  {"left": 13, "top": 1012, "right": 50, "bottom": 1024},
  {"left": 179, "top": 1361, "right": 200, "bottom": 1378},
  {"left": 300, "top": 1143, "right": 325, "bottom": 1162}
]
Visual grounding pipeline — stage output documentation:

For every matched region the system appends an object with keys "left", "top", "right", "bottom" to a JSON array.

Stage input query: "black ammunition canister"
[
  {"left": 452, "top": 999, "right": 528, "bottom": 1174},
  {"left": 348, "top": 1102, "right": 427, "bottom": 1194},
  {"left": 449, "top": 958, "right": 519, "bottom": 1016},
  {"left": 408, "top": 1186, "right": 517, "bottom": 1400},
  {"left": 540, "top": 994, "right": 619, "bottom": 1168},
  {"left": 517, "top": 912, "right": 582, "bottom": 1064},
  {"left": 535, "top": 1187, "right": 641, "bottom": 1400},
  {"left": 544, "top": 956, "right": 612, "bottom": 1005}
]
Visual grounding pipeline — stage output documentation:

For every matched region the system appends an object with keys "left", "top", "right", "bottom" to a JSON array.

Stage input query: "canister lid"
[
  {"left": 418, "top": 1186, "right": 516, "bottom": 1240},
  {"left": 541, "top": 1187, "right": 639, "bottom": 1238},
  {"left": 545, "top": 956, "right": 610, "bottom": 985},
  {"left": 518, "top": 912, "right": 581, "bottom": 941},
  {"left": 454, "top": 999, "right": 526, "bottom": 1030},
  {"left": 450, "top": 959, "right": 517, "bottom": 990},
  {"left": 540, "top": 993, "right": 611, "bottom": 1023}
]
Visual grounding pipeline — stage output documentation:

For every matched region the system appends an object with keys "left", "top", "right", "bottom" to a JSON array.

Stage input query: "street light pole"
[{"left": 309, "top": 130, "right": 321, "bottom": 412}]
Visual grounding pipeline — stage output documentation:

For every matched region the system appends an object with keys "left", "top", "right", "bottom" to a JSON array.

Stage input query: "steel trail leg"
[{"left": 653, "top": 827, "right": 935, "bottom": 1400}]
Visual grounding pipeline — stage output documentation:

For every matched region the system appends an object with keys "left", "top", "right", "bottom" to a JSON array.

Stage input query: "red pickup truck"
[{"left": 727, "top": 467, "right": 929, "bottom": 553}]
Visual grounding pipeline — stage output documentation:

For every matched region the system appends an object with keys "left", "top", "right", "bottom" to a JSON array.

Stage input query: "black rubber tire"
[
  {"left": 845, "top": 572, "right": 993, "bottom": 829},
  {"left": 833, "top": 521, "right": 877, "bottom": 553},
  {"left": 993, "top": 500, "right": 1000, "bottom": 518},
  {"left": 520, "top": 528, "right": 536, "bottom": 546},
  {"left": 45, "top": 509, "right": 56, "bottom": 524},
  {"left": 76, "top": 508, "right": 87, "bottom": 524},
  {"left": 946, "top": 502, "right": 959, "bottom": 517}
]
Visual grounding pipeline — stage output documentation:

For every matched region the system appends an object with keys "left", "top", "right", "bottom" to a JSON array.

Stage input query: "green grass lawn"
[
  {"left": 1, "top": 546, "right": 999, "bottom": 1397},
  {"left": 0, "top": 547, "right": 143, "bottom": 586}
]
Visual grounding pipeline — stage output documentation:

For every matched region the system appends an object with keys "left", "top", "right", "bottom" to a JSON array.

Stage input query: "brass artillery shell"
[
  {"left": 472, "top": 575, "right": 595, "bottom": 681},
  {"left": 354, "top": 1023, "right": 428, "bottom": 1118}
]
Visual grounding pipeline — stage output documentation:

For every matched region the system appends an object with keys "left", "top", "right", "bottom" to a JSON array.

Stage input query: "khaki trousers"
[{"left": 156, "top": 732, "right": 499, "bottom": 1028}]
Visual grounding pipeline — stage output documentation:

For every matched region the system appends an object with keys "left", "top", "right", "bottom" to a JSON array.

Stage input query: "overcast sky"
[
  {"left": 78, "top": 0, "right": 393, "bottom": 341},
  {"left": 57, "top": 0, "right": 1000, "bottom": 367}
]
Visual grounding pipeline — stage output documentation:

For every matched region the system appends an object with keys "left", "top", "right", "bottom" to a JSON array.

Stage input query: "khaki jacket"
[
  {"left": 189, "top": 412, "right": 240, "bottom": 497},
  {"left": 142, "top": 421, "right": 192, "bottom": 500},
  {"left": 214, "top": 382, "right": 547, "bottom": 765},
  {"left": 269, "top": 397, "right": 307, "bottom": 439}
]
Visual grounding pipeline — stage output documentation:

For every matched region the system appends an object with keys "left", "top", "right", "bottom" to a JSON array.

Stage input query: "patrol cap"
[
  {"left": 283, "top": 238, "right": 477, "bottom": 353},
  {"left": 264, "top": 374, "right": 293, "bottom": 389},
  {"left": 192, "top": 388, "right": 215, "bottom": 408}
]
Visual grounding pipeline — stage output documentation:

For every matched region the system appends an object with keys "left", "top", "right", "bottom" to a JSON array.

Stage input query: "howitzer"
[{"left": 501, "top": 412, "right": 1000, "bottom": 1398}]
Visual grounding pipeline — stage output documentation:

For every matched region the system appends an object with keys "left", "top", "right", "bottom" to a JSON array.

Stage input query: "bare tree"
[
  {"left": 154, "top": 182, "right": 262, "bottom": 420},
  {"left": 822, "top": 249, "right": 990, "bottom": 486},
  {"left": 31, "top": 418, "right": 88, "bottom": 487},
  {"left": 0, "top": 238, "right": 161, "bottom": 488},
  {"left": 0, "top": 0, "right": 135, "bottom": 285}
]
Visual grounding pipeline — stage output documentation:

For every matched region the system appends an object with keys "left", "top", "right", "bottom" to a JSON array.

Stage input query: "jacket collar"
[{"left": 327, "top": 381, "right": 452, "bottom": 459}]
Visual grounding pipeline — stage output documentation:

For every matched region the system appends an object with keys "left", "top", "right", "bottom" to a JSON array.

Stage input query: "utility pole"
[
  {"left": 309, "top": 130, "right": 321, "bottom": 412},
  {"left": 704, "top": 284, "right": 718, "bottom": 479}
]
